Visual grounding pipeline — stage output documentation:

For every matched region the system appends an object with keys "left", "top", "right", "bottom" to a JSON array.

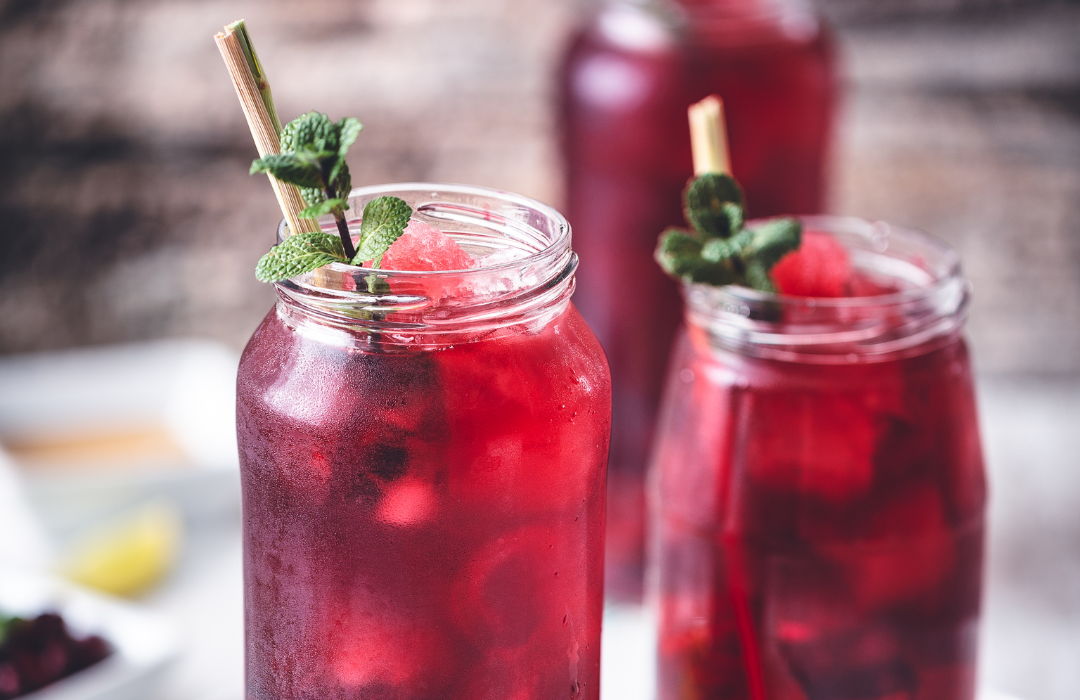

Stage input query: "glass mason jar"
[
  {"left": 649, "top": 217, "right": 986, "bottom": 700},
  {"left": 559, "top": 0, "right": 838, "bottom": 601},
  {"left": 236, "top": 184, "right": 611, "bottom": 700}
]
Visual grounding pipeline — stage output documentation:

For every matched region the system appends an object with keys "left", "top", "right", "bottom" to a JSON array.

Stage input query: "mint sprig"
[
  {"left": 254, "top": 195, "right": 412, "bottom": 283},
  {"left": 655, "top": 173, "right": 801, "bottom": 293},
  {"left": 250, "top": 112, "right": 412, "bottom": 283},
  {"left": 354, "top": 196, "right": 411, "bottom": 267}
]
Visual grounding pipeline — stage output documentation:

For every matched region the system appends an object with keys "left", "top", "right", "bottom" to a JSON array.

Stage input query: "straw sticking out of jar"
[
  {"left": 686, "top": 94, "right": 769, "bottom": 700},
  {"left": 688, "top": 95, "right": 732, "bottom": 177},
  {"left": 214, "top": 20, "right": 318, "bottom": 237}
]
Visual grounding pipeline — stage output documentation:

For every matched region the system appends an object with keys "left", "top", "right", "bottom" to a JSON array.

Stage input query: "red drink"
[
  {"left": 236, "top": 185, "right": 611, "bottom": 699},
  {"left": 560, "top": 0, "right": 838, "bottom": 600},
  {"left": 650, "top": 218, "right": 986, "bottom": 700}
]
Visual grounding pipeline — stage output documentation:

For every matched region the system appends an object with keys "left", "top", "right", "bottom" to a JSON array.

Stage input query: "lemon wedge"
[{"left": 62, "top": 501, "right": 182, "bottom": 597}]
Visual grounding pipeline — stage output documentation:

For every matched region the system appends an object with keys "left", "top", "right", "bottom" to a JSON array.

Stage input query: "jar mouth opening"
[
  {"left": 694, "top": 216, "right": 962, "bottom": 310},
  {"left": 685, "top": 216, "right": 970, "bottom": 363},
  {"left": 271, "top": 183, "right": 578, "bottom": 349},
  {"left": 277, "top": 182, "right": 572, "bottom": 286}
]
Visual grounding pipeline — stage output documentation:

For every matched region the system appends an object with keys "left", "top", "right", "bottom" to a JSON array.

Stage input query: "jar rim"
[
  {"left": 272, "top": 182, "right": 577, "bottom": 350},
  {"left": 684, "top": 216, "right": 971, "bottom": 363},
  {"left": 277, "top": 182, "right": 572, "bottom": 281}
]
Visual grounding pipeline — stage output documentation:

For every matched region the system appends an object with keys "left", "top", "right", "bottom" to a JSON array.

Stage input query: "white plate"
[
  {"left": 0, "top": 340, "right": 241, "bottom": 532},
  {"left": 0, "top": 569, "right": 178, "bottom": 700}
]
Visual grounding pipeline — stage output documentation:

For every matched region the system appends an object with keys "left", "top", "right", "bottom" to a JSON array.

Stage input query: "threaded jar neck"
[
  {"left": 683, "top": 216, "right": 971, "bottom": 365},
  {"left": 274, "top": 183, "right": 577, "bottom": 352}
]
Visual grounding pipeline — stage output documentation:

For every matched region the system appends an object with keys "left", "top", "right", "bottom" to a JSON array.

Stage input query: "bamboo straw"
[
  {"left": 226, "top": 20, "right": 283, "bottom": 135},
  {"left": 215, "top": 22, "right": 318, "bottom": 236},
  {"left": 688, "top": 95, "right": 732, "bottom": 176},
  {"left": 691, "top": 94, "right": 767, "bottom": 700}
]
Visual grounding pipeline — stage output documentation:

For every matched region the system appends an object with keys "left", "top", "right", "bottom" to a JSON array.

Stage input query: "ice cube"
[
  {"left": 439, "top": 322, "right": 605, "bottom": 516},
  {"left": 745, "top": 393, "right": 876, "bottom": 505},
  {"left": 322, "top": 588, "right": 452, "bottom": 691},
  {"left": 829, "top": 485, "right": 956, "bottom": 611},
  {"left": 381, "top": 219, "right": 474, "bottom": 271},
  {"left": 376, "top": 478, "right": 437, "bottom": 526},
  {"left": 778, "top": 623, "right": 916, "bottom": 700},
  {"left": 451, "top": 525, "right": 586, "bottom": 650}
]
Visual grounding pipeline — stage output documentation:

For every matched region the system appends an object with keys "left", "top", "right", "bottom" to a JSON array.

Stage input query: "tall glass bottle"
[{"left": 560, "top": 0, "right": 838, "bottom": 601}]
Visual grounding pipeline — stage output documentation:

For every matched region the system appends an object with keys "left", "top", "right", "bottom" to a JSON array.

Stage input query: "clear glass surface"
[
  {"left": 237, "top": 184, "right": 611, "bottom": 699},
  {"left": 649, "top": 217, "right": 986, "bottom": 700}
]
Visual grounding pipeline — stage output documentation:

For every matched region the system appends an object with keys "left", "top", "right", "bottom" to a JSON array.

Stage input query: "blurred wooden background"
[{"left": 1, "top": 0, "right": 1078, "bottom": 375}]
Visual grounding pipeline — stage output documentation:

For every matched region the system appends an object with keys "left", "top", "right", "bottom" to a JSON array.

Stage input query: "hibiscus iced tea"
[
  {"left": 650, "top": 217, "right": 986, "bottom": 700},
  {"left": 237, "top": 184, "right": 611, "bottom": 699}
]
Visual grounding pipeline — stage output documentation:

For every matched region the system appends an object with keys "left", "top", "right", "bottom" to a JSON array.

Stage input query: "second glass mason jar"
[
  {"left": 649, "top": 217, "right": 986, "bottom": 700},
  {"left": 560, "top": 0, "right": 838, "bottom": 601},
  {"left": 236, "top": 184, "right": 611, "bottom": 700}
]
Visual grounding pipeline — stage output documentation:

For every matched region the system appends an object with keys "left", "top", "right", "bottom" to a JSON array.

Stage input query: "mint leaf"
[
  {"left": 281, "top": 112, "right": 339, "bottom": 154},
  {"left": 655, "top": 229, "right": 739, "bottom": 286},
  {"left": 744, "top": 260, "right": 776, "bottom": 293},
  {"left": 299, "top": 198, "right": 350, "bottom": 220},
  {"left": 255, "top": 231, "right": 347, "bottom": 282},
  {"left": 722, "top": 201, "right": 744, "bottom": 235},
  {"left": 352, "top": 196, "right": 412, "bottom": 266},
  {"left": 250, "top": 153, "right": 324, "bottom": 189},
  {"left": 655, "top": 229, "right": 703, "bottom": 275},
  {"left": 329, "top": 161, "right": 351, "bottom": 201},
  {"left": 741, "top": 218, "right": 801, "bottom": 270},
  {"left": 271, "top": 113, "right": 355, "bottom": 201},
  {"left": 337, "top": 118, "right": 363, "bottom": 160},
  {"left": 684, "top": 173, "right": 745, "bottom": 239},
  {"left": 251, "top": 111, "right": 368, "bottom": 277},
  {"left": 656, "top": 173, "right": 801, "bottom": 291}
]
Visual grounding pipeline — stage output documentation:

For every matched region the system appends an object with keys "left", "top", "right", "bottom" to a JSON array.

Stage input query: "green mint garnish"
[
  {"left": 655, "top": 172, "right": 801, "bottom": 293},
  {"left": 353, "top": 196, "right": 412, "bottom": 267},
  {"left": 255, "top": 231, "right": 344, "bottom": 282},
  {"left": 250, "top": 111, "right": 412, "bottom": 283},
  {"left": 253, "top": 195, "right": 412, "bottom": 283}
]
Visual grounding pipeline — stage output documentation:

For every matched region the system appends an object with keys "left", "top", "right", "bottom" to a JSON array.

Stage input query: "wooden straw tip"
[{"left": 690, "top": 95, "right": 722, "bottom": 115}]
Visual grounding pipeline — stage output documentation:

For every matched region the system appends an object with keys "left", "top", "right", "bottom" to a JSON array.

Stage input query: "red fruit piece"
[
  {"left": 744, "top": 392, "right": 877, "bottom": 506},
  {"left": 440, "top": 312, "right": 606, "bottom": 516},
  {"left": 771, "top": 230, "right": 851, "bottom": 297},
  {"left": 320, "top": 588, "right": 452, "bottom": 691},
  {"left": 381, "top": 219, "right": 474, "bottom": 271},
  {"left": 823, "top": 485, "right": 955, "bottom": 611}
]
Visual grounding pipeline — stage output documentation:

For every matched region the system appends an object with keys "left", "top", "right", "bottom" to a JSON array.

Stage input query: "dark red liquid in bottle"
[{"left": 559, "top": 0, "right": 839, "bottom": 601}]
